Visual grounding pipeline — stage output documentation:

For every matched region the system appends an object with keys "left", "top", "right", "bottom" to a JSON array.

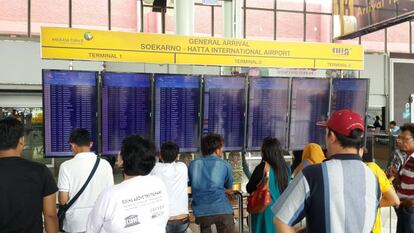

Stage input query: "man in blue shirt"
[{"left": 189, "top": 133, "right": 234, "bottom": 233}]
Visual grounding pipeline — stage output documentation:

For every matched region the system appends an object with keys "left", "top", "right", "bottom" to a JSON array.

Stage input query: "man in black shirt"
[{"left": 0, "top": 117, "right": 58, "bottom": 233}]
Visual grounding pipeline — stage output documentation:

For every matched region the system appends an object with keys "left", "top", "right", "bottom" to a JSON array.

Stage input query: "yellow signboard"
[{"left": 41, "top": 27, "right": 364, "bottom": 70}]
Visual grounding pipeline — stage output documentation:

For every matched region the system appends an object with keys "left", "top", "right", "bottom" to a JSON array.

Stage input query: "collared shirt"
[
  {"left": 188, "top": 155, "right": 233, "bottom": 217},
  {"left": 151, "top": 161, "right": 189, "bottom": 217},
  {"left": 273, "top": 154, "right": 380, "bottom": 233},
  {"left": 397, "top": 152, "right": 414, "bottom": 199},
  {"left": 58, "top": 152, "right": 114, "bottom": 232}
]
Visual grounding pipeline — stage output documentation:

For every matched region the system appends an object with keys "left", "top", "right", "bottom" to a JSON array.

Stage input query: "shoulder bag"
[{"left": 247, "top": 162, "right": 272, "bottom": 214}]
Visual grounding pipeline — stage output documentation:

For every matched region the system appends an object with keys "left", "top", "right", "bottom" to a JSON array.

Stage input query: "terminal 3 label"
[{"left": 41, "top": 27, "right": 364, "bottom": 70}]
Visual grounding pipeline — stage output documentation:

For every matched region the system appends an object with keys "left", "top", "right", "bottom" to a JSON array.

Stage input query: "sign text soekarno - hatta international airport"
[{"left": 41, "top": 27, "right": 364, "bottom": 70}]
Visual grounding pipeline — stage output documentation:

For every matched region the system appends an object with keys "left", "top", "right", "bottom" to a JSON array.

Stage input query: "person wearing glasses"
[{"left": 389, "top": 124, "right": 414, "bottom": 233}]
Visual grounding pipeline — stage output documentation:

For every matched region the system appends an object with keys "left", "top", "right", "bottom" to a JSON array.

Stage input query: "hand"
[
  {"left": 225, "top": 189, "right": 236, "bottom": 202},
  {"left": 400, "top": 198, "right": 414, "bottom": 208}
]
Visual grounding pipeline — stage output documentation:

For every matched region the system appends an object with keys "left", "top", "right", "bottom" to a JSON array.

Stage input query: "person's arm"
[
  {"left": 43, "top": 192, "right": 58, "bottom": 233},
  {"left": 292, "top": 163, "right": 304, "bottom": 178},
  {"left": 275, "top": 217, "right": 296, "bottom": 233},
  {"left": 380, "top": 187, "right": 400, "bottom": 207},
  {"left": 58, "top": 191, "right": 69, "bottom": 205},
  {"left": 246, "top": 162, "right": 265, "bottom": 194}
]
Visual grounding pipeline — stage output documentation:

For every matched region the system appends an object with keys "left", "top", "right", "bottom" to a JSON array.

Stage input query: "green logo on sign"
[{"left": 84, "top": 32, "right": 93, "bottom": 41}]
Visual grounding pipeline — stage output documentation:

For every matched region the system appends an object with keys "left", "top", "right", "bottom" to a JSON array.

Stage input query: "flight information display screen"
[
  {"left": 102, "top": 72, "right": 151, "bottom": 155},
  {"left": 155, "top": 75, "right": 200, "bottom": 152},
  {"left": 43, "top": 70, "right": 97, "bottom": 157},
  {"left": 290, "top": 78, "right": 330, "bottom": 150},
  {"left": 331, "top": 79, "right": 368, "bottom": 117},
  {"left": 203, "top": 76, "right": 245, "bottom": 151},
  {"left": 248, "top": 77, "right": 289, "bottom": 150}
]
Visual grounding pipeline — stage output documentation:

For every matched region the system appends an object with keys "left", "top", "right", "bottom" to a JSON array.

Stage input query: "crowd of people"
[{"left": 1, "top": 109, "right": 413, "bottom": 233}]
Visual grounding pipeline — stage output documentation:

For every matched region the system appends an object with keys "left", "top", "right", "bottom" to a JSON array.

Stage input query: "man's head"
[
  {"left": 118, "top": 135, "right": 156, "bottom": 176},
  {"left": 201, "top": 133, "right": 224, "bottom": 157},
  {"left": 389, "top": 121, "right": 397, "bottom": 129},
  {"left": 69, "top": 128, "right": 92, "bottom": 154},
  {"left": 321, "top": 110, "right": 365, "bottom": 156},
  {"left": 160, "top": 141, "right": 179, "bottom": 163},
  {"left": 397, "top": 124, "right": 414, "bottom": 154},
  {"left": 0, "top": 117, "right": 25, "bottom": 156}
]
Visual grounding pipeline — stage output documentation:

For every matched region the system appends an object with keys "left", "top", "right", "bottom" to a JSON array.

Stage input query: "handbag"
[
  {"left": 58, "top": 157, "right": 100, "bottom": 232},
  {"left": 247, "top": 162, "right": 271, "bottom": 214}
]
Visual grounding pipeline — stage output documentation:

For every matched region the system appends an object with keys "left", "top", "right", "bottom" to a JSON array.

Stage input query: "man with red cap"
[{"left": 272, "top": 109, "right": 381, "bottom": 233}]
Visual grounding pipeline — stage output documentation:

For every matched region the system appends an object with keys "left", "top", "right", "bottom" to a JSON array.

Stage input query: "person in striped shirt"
[
  {"left": 393, "top": 123, "right": 414, "bottom": 233},
  {"left": 273, "top": 109, "right": 381, "bottom": 233}
]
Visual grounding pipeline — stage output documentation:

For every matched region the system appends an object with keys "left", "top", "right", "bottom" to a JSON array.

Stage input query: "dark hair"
[
  {"left": 329, "top": 129, "right": 364, "bottom": 149},
  {"left": 0, "top": 117, "right": 24, "bottom": 150},
  {"left": 201, "top": 133, "right": 224, "bottom": 156},
  {"left": 390, "top": 121, "right": 397, "bottom": 126},
  {"left": 120, "top": 135, "right": 156, "bottom": 176},
  {"left": 400, "top": 123, "right": 414, "bottom": 136},
  {"left": 69, "top": 128, "right": 91, "bottom": 147},
  {"left": 160, "top": 141, "right": 179, "bottom": 163},
  {"left": 261, "top": 137, "right": 289, "bottom": 193}
]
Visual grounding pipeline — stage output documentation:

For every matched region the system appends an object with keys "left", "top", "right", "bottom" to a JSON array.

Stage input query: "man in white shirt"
[
  {"left": 86, "top": 135, "right": 169, "bottom": 233},
  {"left": 58, "top": 128, "right": 114, "bottom": 233},
  {"left": 151, "top": 142, "right": 189, "bottom": 233}
]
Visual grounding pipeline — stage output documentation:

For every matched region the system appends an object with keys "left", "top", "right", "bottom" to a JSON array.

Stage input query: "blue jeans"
[
  {"left": 166, "top": 219, "right": 189, "bottom": 233},
  {"left": 397, "top": 207, "right": 414, "bottom": 233}
]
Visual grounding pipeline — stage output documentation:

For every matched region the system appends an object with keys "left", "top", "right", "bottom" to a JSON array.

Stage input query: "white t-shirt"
[
  {"left": 86, "top": 175, "right": 169, "bottom": 233},
  {"left": 151, "top": 162, "right": 189, "bottom": 217},
  {"left": 58, "top": 152, "right": 114, "bottom": 233}
]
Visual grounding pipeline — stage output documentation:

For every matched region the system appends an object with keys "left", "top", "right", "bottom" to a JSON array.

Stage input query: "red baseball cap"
[{"left": 317, "top": 109, "right": 365, "bottom": 136}]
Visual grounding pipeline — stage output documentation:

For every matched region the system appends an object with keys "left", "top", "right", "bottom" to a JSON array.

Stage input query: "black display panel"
[
  {"left": 290, "top": 78, "right": 330, "bottom": 150},
  {"left": 102, "top": 72, "right": 151, "bottom": 155},
  {"left": 248, "top": 77, "right": 289, "bottom": 150},
  {"left": 203, "top": 76, "right": 245, "bottom": 151},
  {"left": 331, "top": 79, "right": 368, "bottom": 117},
  {"left": 155, "top": 75, "right": 200, "bottom": 152},
  {"left": 43, "top": 70, "right": 97, "bottom": 157}
]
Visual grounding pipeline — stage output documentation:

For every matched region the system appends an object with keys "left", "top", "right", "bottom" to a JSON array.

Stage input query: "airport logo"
[
  {"left": 332, "top": 47, "right": 350, "bottom": 56},
  {"left": 124, "top": 215, "right": 140, "bottom": 228},
  {"left": 84, "top": 32, "right": 93, "bottom": 41}
]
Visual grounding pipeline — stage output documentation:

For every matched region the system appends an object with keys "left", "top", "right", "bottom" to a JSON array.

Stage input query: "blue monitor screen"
[
  {"left": 203, "top": 76, "right": 245, "bottom": 151},
  {"left": 155, "top": 75, "right": 200, "bottom": 152},
  {"left": 102, "top": 72, "right": 151, "bottom": 155},
  {"left": 248, "top": 77, "right": 289, "bottom": 150},
  {"left": 290, "top": 78, "right": 330, "bottom": 150},
  {"left": 331, "top": 79, "right": 368, "bottom": 118},
  {"left": 43, "top": 70, "right": 97, "bottom": 157}
]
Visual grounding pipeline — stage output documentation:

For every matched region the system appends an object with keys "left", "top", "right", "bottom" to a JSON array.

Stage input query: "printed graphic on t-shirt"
[{"left": 121, "top": 190, "right": 166, "bottom": 229}]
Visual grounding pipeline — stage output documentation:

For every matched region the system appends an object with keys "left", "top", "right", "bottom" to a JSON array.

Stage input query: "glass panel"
[
  {"left": 361, "top": 30, "right": 385, "bottom": 53},
  {"left": 387, "top": 22, "right": 410, "bottom": 53},
  {"left": 277, "top": 0, "right": 304, "bottom": 11},
  {"left": 111, "top": 0, "right": 137, "bottom": 32},
  {"left": 277, "top": 12, "right": 304, "bottom": 41},
  {"left": 72, "top": 0, "right": 108, "bottom": 30},
  {"left": 31, "top": 0, "right": 69, "bottom": 35},
  {"left": 0, "top": 0, "right": 27, "bottom": 35},
  {"left": 0, "top": 107, "right": 51, "bottom": 164},
  {"left": 143, "top": 6, "right": 160, "bottom": 33},
  {"left": 213, "top": 6, "right": 223, "bottom": 37},
  {"left": 165, "top": 11, "right": 175, "bottom": 34},
  {"left": 246, "top": 9, "right": 274, "bottom": 40},
  {"left": 246, "top": 0, "right": 274, "bottom": 9},
  {"left": 306, "top": 13, "right": 331, "bottom": 42},
  {"left": 306, "top": 0, "right": 331, "bottom": 13},
  {"left": 195, "top": 5, "right": 212, "bottom": 36}
]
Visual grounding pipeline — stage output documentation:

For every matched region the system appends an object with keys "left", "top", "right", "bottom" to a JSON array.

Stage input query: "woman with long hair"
[{"left": 246, "top": 137, "right": 290, "bottom": 233}]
